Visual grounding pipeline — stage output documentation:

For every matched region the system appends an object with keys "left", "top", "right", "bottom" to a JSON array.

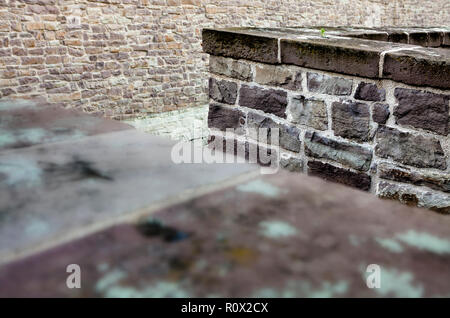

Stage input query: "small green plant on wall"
[{"left": 320, "top": 28, "right": 326, "bottom": 37}]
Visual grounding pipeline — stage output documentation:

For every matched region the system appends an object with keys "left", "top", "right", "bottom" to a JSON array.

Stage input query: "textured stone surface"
[
  {"left": 394, "top": 88, "right": 449, "bottom": 136},
  {"left": 288, "top": 96, "right": 328, "bottom": 130},
  {"left": 239, "top": 85, "right": 288, "bottom": 118},
  {"left": 372, "top": 103, "right": 390, "bottom": 124},
  {"left": 0, "top": 129, "right": 257, "bottom": 263},
  {"left": 304, "top": 132, "right": 372, "bottom": 171},
  {"left": 378, "top": 163, "right": 450, "bottom": 194},
  {"left": 332, "top": 100, "right": 370, "bottom": 141},
  {"left": 247, "top": 112, "right": 301, "bottom": 152},
  {"left": 378, "top": 182, "right": 450, "bottom": 213},
  {"left": 307, "top": 161, "right": 371, "bottom": 191},
  {"left": 0, "top": 99, "right": 133, "bottom": 151},
  {"left": 375, "top": 126, "right": 447, "bottom": 170},
  {"left": 207, "top": 103, "right": 245, "bottom": 133},
  {"left": 383, "top": 48, "right": 450, "bottom": 89},
  {"left": 3, "top": 172, "right": 450, "bottom": 297},
  {"left": 203, "top": 29, "right": 279, "bottom": 64},
  {"left": 209, "top": 56, "right": 253, "bottom": 81},
  {"left": 354, "top": 82, "right": 386, "bottom": 101},
  {"left": 254, "top": 64, "right": 302, "bottom": 90},
  {"left": 208, "top": 78, "right": 238, "bottom": 105},
  {"left": 307, "top": 73, "right": 353, "bottom": 95},
  {"left": 279, "top": 155, "right": 303, "bottom": 172}
]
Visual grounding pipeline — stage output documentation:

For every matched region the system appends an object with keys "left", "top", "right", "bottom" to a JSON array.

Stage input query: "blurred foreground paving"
[{"left": 0, "top": 100, "right": 449, "bottom": 297}]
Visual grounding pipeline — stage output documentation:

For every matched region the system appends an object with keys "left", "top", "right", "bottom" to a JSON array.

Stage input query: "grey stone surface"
[
  {"left": 279, "top": 155, "right": 303, "bottom": 172},
  {"left": 332, "top": 100, "right": 370, "bottom": 141},
  {"left": 254, "top": 64, "right": 301, "bottom": 90},
  {"left": 373, "top": 103, "right": 390, "bottom": 124},
  {"left": 307, "top": 72, "right": 353, "bottom": 95},
  {"left": 209, "top": 77, "right": 238, "bottom": 105},
  {"left": 394, "top": 88, "right": 449, "bottom": 136},
  {"left": 304, "top": 131, "right": 372, "bottom": 171},
  {"left": 375, "top": 126, "right": 447, "bottom": 170},
  {"left": 289, "top": 96, "right": 328, "bottom": 130},
  {"left": 239, "top": 85, "right": 288, "bottom": 118},
  {"left": 247, "top": 112, "right": 301, "bottom": 152},
  {"left": 354, "top": 82, "right": 386, "bottom": 101},
  {"left": 0, "top": 129, "right": 257, "bottom": 263},
  {"left": 209, "top": 56, "right": 253, "bottom": 81}
]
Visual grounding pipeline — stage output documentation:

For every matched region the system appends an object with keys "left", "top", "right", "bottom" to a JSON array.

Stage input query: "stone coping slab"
[
  {"left": 1, "top": 172, "right": 450, "bottom": 297},
  {"left": 0, "top": 129, "right": 258, "bottom": 265},
  {"left": 0, "top": 99, "right": 134, "bottom": 151},
  {"left": 202, "top": 27, "right": 450, "bottom": 88}
]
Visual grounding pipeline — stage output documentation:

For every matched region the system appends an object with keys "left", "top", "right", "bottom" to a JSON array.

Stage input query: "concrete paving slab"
[
  {"left": 1, "top": 172, "right": 449, "bottom": 297},
  {"left": 0, "top": 129, "right": 258, "bottom": 264}
]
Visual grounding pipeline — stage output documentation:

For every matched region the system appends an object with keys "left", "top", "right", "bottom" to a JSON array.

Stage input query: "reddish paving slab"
[
  {"left": 0, "top": 99, "right": 133, "bottom": 151},
  {"left": 1, "top": 172, "right": 449, "bottom": 297}
]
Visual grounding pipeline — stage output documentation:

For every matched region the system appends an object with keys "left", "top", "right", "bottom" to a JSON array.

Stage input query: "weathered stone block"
[
  {"left": 394, "top": 88, "right": 449, "bottom": 136},
  {"left": 354, "top": 82, "right": 386, "bottom": 101},
  {"left": 307, "top": 72, "right": 352, "bottom": 95},
  {"left": 307, "top": 160, "right": 371, "bottom": 191},
  {"left": 378, "top": 163, "right": 450, "bottom": 194},
  {"left": 209, "top": 77, "right": 238, "bottom": 105},
  {"left": 239, "top": 85, "right": 287, "bottom": 118},
  {"left": 378, "top": 181, "right": 450, "bottom": 213},
  {"left": 289, "top": 96, "right": 328, "bottom": 130},
  {"left": 203, "top": 29, "right": 279, "bottom": 64},
  {"left": 383, "top": 48, "right": 450, "bottom": 89},
  {"left": 372, "top": 103, "right": 390, "bottom": 124},
  {"left": 304, "top": 131, "right": 372, "bottom": 171},
  {"left": 279, "top": 155, "right": 303, "bottom": 172},
  {"left": 208, "top": 103, "right": 245, "bottom": 133},
  {"left": 255, "top": 64, "right": 301, "bottom": 90},
  {"left": 332, "top": 100, "right": 370, "bottom": 141},
  {"left": 375, "top": 126, "right": 447, "bottom": 170},
  {"left": 247, "top": 112, "right": 301, "bottom": 152},
  {"left": 209, "top": 56, "right": 252, "bottom": 81}
]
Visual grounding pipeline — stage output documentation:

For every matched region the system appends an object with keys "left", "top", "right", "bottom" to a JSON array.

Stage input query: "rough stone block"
[
  {"left": 279, "top": 155, "right": 303, "bottom": 172},
  {"left": 209, "top": 56, "right": 253, "bottom": 81},
  {"left": 288, "top": 96, "right": 328, "bottom": 130},
  {"left": 383, "top": 48, "right": 450, "bottom": 89},
  {"left": 375, "top": 126, "right": 447, "bottom": 170},
  {"left": 203, "top": 29, "right": 279, "bottom": 64},
  {"left": 372, "top": 103, "right": 390, "bottom": 124},
  {"left": 394, "top": 88, "right": 449, "bottom": 136},
  {"left": 209, "top": 77, "right": 238, "bottom": 105},
  {"left": 247, "top": 112, "right": 301, "bottom": 152},
  {"left": 239, "top": 85, "right": 287, "bottom": 118},
  {"left": 304, "top": 131, "right": 372, "bottom": 171},
  {"left": 307, "top": 160, "right": 371, "bottom": 191},
  {"left": 207, "top": 103, "right": 245, "bottom": 133},
  {"left": 254, "top": 64, "right": 301, "bottom": 90},
  {"left": 307, "top": 72, "right": 352, "bottom": 95},
  {"left": 332, "top": 100, "right": 370, "bottom": 141},
  {"left": 354, "top": 82, "right": 386, "bottom": 101},
  {"left": 378, "top": 163, "right": 450, "bottom": 194}
]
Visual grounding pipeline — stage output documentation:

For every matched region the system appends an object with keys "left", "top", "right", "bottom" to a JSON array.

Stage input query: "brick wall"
[
  {"left": 204, "top": 27, "right": 449, "bottom": 213},
  {"left": 0, "top": 0, "right": 449, "bottom": 119}
]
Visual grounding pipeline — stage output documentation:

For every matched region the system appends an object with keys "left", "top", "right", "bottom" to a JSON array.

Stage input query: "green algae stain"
[
  {"left": 0, "top": 100, "right": 36, "bottom": 111},
  {"left": 396, "top": 230, "right": 450, "bottom": 255},
  {"left": 95, "top": 269, "right": 127, "bottom": 293},
  {"left": 375, "top": 237, "right": 404, "bottom": 253},
  {"left": 103, "top": 282, "right": 189, "bottom": 298},
  {"left": 259, "top": 220, "right": 298, "bottom": 239},
  {"left": 371, "top": 267, "right": 424, "bottom": 298},
  {"left": 253, "top": 280, "right": 348, "bottom": 298},
  {"left": 24, "top": 219, "right": 49, "bottom": 237},
  {"left": 304, "top": 281, "right": 349, "bottom": 298},
  {"left": 348, "top": 234, "right": 363, "bottom": 247},
  {"left": 0, "top": 158, "right": 42, "bottom": 187},
  {"left": 236, "top": 179, "right": 285, "bottom": 198}
]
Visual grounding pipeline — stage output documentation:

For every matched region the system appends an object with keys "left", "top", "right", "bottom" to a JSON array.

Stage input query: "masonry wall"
[
  {"left": 204, "top": 28, "right": 450, "bottom": 213},
  {"left": 0, "top": 0, "right": 449, "bottom": 119}
]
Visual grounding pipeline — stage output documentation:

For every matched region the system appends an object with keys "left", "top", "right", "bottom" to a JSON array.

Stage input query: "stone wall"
[
  {"left": 204, "top": 27, "right": 450, "bottom": 213},
  {"left": 0, "top": 1, "right": 449, "bottom": 119}
]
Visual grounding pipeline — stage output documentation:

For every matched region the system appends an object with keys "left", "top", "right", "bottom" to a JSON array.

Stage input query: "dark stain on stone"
[{"left": 137, "top": 218, "right": 190, "bottom": 243}]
